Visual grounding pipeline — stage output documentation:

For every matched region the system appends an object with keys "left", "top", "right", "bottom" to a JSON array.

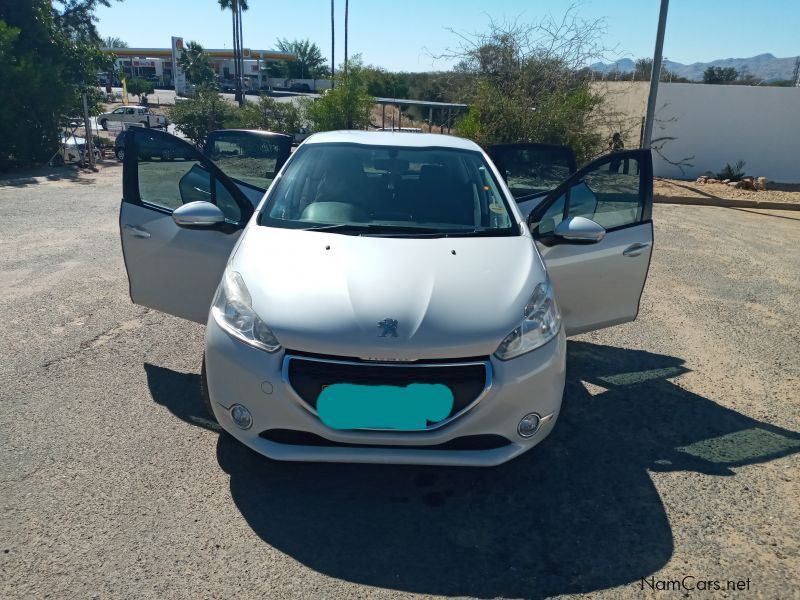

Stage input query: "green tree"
[
  {"left": 126, "top": 77, "right": 154, "bottom": 103},
  {"left": 103, "top": 36, "right": 127, "bottom": 48},
  {"left": 360, "top": 67, "right": 409, "bottom": 98},
  {"left": 218, "top": 0, "right": 248, "bottom": 104},
  {"left": 303, "top": 57, "right": 373, "bottom": 131},
  {"left": 0, "top": 1, "right": 115, "bottom": 169},
  {"left": 449, "top": 15, "right": 605, "bottom": 164},
  {"left": 168, "top": 89, "right": 235, "bottom": 146},
  {"left": 634, "top": 58, "right": 652, "bottom": 80},
  {"left": 703, "top": 66, "right": 738, "bottom": 84},
  {"left": 228, "top": 95, "right": 303, "bottom": 134},
  {"left": 275, "top": 38, "right": 328, "bottom": 79},
  {"left": 178, "top": 41, "right": 215, "bottom": 86}
]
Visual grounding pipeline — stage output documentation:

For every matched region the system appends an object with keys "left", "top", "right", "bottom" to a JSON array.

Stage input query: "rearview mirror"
[
  {"left": 554, "top": 216, "right": 606, "bottom": 243},
  {"left": 172, "top": 201, "right": 225, "bottom": 227}
]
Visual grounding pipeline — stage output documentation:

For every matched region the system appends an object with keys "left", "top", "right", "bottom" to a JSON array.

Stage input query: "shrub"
[
  {"left": 168, "top": 88, "right": 235, "bottom": 146},
  {"left": 227, "top": 95, "right": 303, "bottom": 134},
  {"left": 716, "top": 160, "right": 746, "bottom": 181},
  {"left": 304, "top": 58, "right": 374, "bottom": 131},
  {"left": 126, "top": 77, "right": 154, "bottom": 104}
]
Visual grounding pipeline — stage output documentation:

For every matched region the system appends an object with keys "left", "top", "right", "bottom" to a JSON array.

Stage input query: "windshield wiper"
[
  {"left": 301, "top": 223, "right": 442, "bottom": 236},
  {"left": 300, "top": 223, "right": 515, "bottom": 238}
]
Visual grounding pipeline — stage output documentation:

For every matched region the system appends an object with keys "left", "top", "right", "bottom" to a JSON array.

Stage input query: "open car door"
[
  {"left": 119, "top": 128, "right": 256, "bottom": 323},
  {"left": 205, "top": 129, "right": 292, "bottom": 206},
  {"left": 528, "top": 149, "right": 654, "bottom": 336},
  {"left": 488, "top": 143, "right": 577, "bottom": 219}
]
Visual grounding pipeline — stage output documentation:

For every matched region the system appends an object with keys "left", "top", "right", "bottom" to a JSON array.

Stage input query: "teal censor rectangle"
[{"left": 316, "top": 383, "right": 455, "bottom": 430}]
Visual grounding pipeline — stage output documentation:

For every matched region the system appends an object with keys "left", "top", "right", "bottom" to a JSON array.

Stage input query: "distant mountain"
[{"left": 590, "top": 53, "right": 798, "bottom": 81}]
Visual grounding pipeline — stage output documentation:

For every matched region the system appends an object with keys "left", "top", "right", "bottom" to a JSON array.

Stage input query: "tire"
[
  {"left": 141, "top": 120, "right": 150, "bottom": 128},
  {"left": 115, "top": 148, "right": 124, "bottom": 161},
  {"left": 200, "top": 355, "right": 216, "bottom": 420},
  {"left": 100, "top": 119, "right": 108, "bottom": 131}
]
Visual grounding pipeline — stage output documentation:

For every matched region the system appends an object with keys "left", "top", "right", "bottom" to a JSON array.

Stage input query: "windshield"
[{"left": 260, "top": 143, "right": 519, "bottom": 236}]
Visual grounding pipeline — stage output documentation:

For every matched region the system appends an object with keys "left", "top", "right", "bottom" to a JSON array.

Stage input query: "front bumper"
[{"left": 205, "top": 317, "right": 566, "bottom": 467}]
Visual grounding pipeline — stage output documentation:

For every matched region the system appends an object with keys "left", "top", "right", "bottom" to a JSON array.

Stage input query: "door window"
[
  {"left": 530, "top": 151, "right": 649, "bottom": 235},
  {"left": 566, "top": 156, "right": 642, "bottom": 229},
  {"left": 535, "top": 193, "right": 566, "bottom": 235},
  {"left": 206, "top": 132, "right": 290, "bottom": 191},
  {"left": 489, "top": 143, "right": 577, "bottom": 199},
  {"left": 125, "top": 108, "right": 135, "bottom": 115},
  {"left": 134, "top": 133, "right": 242, "bottom": 223}
]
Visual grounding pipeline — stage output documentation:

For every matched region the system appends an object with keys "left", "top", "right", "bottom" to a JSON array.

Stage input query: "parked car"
[
  {"left": 114, "top": 125, "right": 151, "bottom": 161},
  {"left": 97, "top": 105, "right": 166, "bottom": 130},
  {"left": 292, "top": 126, "right": 311, "bottom": 145},
  {"left": 119, "top": 128, "right": 653, "bottom": 466},
  {"left": 56, "top": 135, "right": 101, "bottom": 165},
  {"left": 289, "top": 82, "right": 312, "bottom": 93}
]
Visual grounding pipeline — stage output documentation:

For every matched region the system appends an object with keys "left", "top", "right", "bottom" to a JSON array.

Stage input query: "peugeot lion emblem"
[{"left": 377, "top": 318, "right": 399, "bottom": 338}]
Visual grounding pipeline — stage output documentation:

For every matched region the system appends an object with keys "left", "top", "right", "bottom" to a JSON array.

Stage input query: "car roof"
[{"left": 304, "top": 130, "right": 482, "bottom": 152}]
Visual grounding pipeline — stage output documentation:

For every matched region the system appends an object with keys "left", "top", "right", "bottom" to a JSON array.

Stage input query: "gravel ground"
[
  {"left": 1, "top": 165, "right": 799, "bottom": 599},
  {"left": 655, "top": 177, "right": 800, "bottom": 204}
]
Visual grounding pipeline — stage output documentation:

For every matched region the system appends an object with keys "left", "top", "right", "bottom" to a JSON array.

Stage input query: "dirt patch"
[{"left": 655, "top": 177, "right": 800, "bottom": 204}]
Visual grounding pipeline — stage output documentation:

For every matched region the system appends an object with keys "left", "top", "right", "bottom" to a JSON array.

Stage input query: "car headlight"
[
  {"left": 211, "top": 270, "right": 281, "bottom": 352},
  {"left": 494, "top": 279, "right": 561, "bottom": 360}
]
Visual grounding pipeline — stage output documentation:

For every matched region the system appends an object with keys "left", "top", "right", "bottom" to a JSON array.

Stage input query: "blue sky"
[{"left": 95, "top": 0, "right": 799, "bottom": 71}]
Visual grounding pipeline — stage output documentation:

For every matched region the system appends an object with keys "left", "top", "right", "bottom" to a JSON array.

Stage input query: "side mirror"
[
  {"left": 172, "top": 201, "right": 225, "bottom": 227},
  {"left": 554, "top": 216, "right": 606, "bottom": 243}
]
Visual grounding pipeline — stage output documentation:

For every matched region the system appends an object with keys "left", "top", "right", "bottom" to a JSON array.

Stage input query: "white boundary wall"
[{"left": 652, "top": 83, "right": 800, "bottom": 182}]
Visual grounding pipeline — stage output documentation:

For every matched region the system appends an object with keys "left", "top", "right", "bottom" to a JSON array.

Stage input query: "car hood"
[{"left": 230, "top": 226, "right": 545, "bottom": 360}]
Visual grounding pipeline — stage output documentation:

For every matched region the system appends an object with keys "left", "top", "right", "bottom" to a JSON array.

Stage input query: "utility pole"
[
  {"left": 642, "top": 0, "right": 669, "bottom": 148},
  {"left": 330, "top": 0, "right": 335, "bottom": 88},
  {"left": 344, "top": 0, "right": 349, "bottom": 74},
  {"left": 82, "top": 92, "right": 96, "bottom": 170},
  {"left": 237, "top": 0, "right": 245, "bottom": 105}
]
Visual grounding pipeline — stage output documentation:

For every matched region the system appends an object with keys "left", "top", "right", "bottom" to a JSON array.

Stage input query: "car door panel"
[
  {"left": 120, "top": 203, "right": 242, "bottom": 323},
  {"left": 120, "top": 128, "right": 252, "bottom": 323},
  {"left": 538, "top": 223, "right": 652, "bottom": 335},
  {"left": 530, "top": 149, "right": 653, "bottom": 336}
]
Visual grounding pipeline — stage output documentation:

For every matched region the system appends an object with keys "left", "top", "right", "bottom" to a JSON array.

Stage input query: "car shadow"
[{"left": 144, "top": 341, "right": 800, "bottom": 599}]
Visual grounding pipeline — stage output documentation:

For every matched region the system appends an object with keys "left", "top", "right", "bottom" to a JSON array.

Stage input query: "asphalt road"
[{"left": 1, "top": 164, "right": 799, "bottom": 599}]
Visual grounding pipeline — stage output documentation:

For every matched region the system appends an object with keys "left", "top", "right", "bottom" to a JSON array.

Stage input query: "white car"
[
  {"left": 119, "top": 129, "right": 653, "bottom": 466},
  {"left": 56, "top": 136, "right": 101, "bottom": 165},
  {"left": 97, "top": 105, "right": 165, "bottom": 130}
]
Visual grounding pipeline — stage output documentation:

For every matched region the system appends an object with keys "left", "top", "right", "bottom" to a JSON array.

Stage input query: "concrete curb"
[{"left": 654, "top": 194, "right": 800, "bottom": 211}]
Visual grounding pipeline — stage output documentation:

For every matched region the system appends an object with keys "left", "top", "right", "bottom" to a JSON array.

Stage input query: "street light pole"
[
  {"left": 642, "top": 0, "right": 669, "bottom": 148},
  {"left": 330, "top": 0, "right": 335, "bottom": 88}
]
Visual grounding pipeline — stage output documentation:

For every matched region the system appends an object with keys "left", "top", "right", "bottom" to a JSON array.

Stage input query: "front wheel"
[
  {"left": 100, "top": 119, "right": 108, "bottom": 130},
  {"left": 141, "top": 120, "right": 150, "bottom": 128},
  {"left": 115, "top": 148, "right": 125, "bottom": 161}
]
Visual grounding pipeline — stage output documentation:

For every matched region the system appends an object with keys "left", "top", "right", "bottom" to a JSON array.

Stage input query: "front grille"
[
  {"left": 284, "top": 356, "right": 490, "bottom": 429},
  {"left": 260, "top": 429, "right": 510, "bottom": 451}
]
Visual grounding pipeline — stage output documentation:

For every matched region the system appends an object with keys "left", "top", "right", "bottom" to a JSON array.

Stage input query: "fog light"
[
  {"left": 230, "top": 404, "right": 253, "bottom": 430},
  {"left": 518, "top": 413, "right": 541, "bottom": 438}
]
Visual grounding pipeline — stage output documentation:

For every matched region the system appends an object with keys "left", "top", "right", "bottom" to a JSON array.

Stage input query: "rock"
[
  {"left": 740, "top": 177, "right": 756, "bottom": 191},
  {"left": 756, "top": 176, "right": 767, "bottom": 191},
  {"left": 706, "top": 178, "right": 719, "bottom": 184},
  {"left": 728, "top": 181, "right": 742, "bottom": 188},
  {"left": 722, "top": 179, "right": 731, "bottom": 184}
]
